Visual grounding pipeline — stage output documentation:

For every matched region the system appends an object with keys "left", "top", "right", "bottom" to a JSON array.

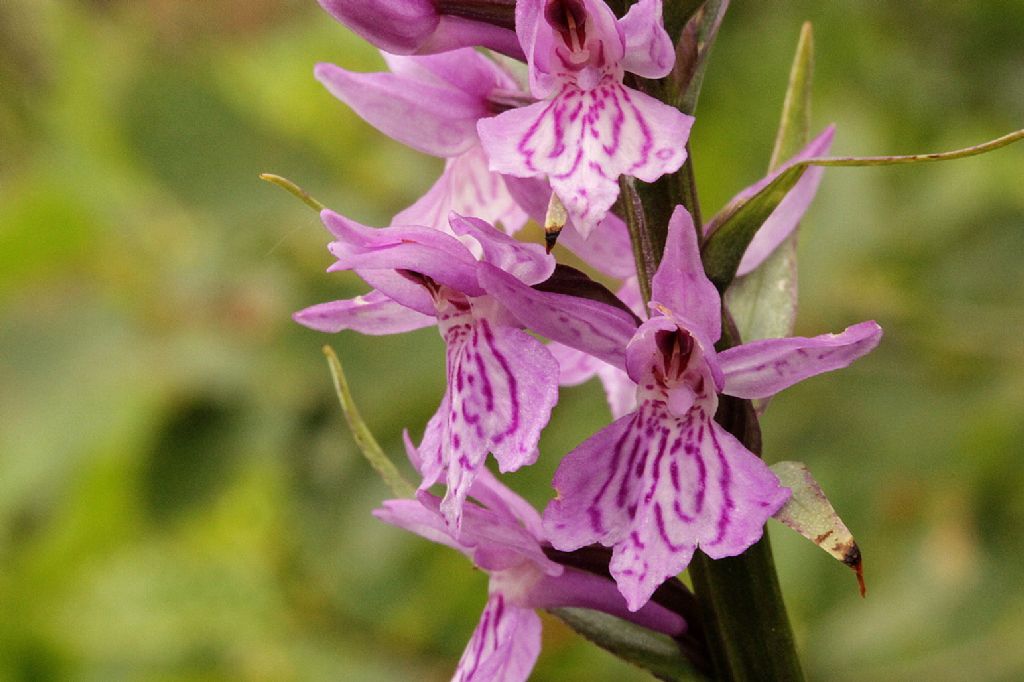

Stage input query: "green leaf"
[
  {"left": 770, "top": 461, "right": 865, "bottom": 596},
  {"left": 700, "top": 164, "right": 807, "bottom": 292},
  {"left": 675, "top": 0, "right": 730, "bottom": 115},
  {"left": 322, "top": 345, "right": 415, "bottom": 499},
  {"left": 549, "top": 608, "right": 705, "bottom": 682},
  {"left": 768, "top": 22, "right": 815, "bottom": 169},
  {"left": 725, "top": 22, "right": 814, "bottom": 350}
]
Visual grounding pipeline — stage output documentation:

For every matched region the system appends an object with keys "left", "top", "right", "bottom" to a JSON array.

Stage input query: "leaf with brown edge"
[{"left": 770, "top": 461, "right": 866, "bottom": 597}]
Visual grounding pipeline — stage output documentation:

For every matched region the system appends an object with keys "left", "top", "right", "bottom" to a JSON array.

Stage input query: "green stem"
[{"left": 630, "top": 112, "right": 805, "bottom": 682}]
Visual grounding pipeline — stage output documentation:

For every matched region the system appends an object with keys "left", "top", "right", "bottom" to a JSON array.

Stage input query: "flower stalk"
[{"left": 622, "top": 4, "right": 806, "bottom": 679}]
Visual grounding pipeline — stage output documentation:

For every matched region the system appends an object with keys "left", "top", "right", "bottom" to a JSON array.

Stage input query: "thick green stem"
[
  {"left": 688, "top": 538, "right": 804, "bottom": 681},
  {"left": 628, "top": 62, "right": 805, "bottom": 682}
]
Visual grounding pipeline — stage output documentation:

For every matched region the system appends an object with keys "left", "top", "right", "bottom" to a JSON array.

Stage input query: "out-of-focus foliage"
[{"left": 0, "top": 1, "right": 1021, "bottom": 680}]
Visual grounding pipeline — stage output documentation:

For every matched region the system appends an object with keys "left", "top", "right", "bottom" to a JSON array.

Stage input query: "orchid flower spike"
[
  {"left": 479, "top": 206, "right": 882, "bottom": 609},
  {"left": 318, "top": 0, "right": 522, "bottom": 58},
  {"left": 375, "top": 434, "right": 687, "bottom": 681},
  {"left": 294, "top": 210, "right": 560, "bottom": 529},
  {"left": 479, "top": 0, "right": 694, "bottom": 237}
]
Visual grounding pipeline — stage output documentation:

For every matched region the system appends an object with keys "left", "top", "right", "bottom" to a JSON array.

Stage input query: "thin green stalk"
[{"left": 620, "top": 176, "right": 657, "bottom": 307}]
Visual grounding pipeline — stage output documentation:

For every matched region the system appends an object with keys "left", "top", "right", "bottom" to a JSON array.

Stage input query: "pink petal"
[
  {"left": 395, "top": 147, "right": 529, "bottom": 235},
  {"left": 544, "top": 404, "right": 789, "bottom": 611},
  {"left": 548, "top": 343, "right": 636, "bottom": 418},
  {"left": 526, "top": 567, "right": 685, "bottom": 636},
  {"left": 469, "top": 467, "right": 547, "bottom": 542},
  {"left": 597, "top": 364, "right": 638, "bottom": 419},
  {"left": 454, "top": 594, "right": 541, "bottom": 682},
  {"left": 543, "top": 413, "right": 646, "bottom": 551},
  {"left": 651, "top": 206, "right": 722, "bottom": 343},
  {"left": 373, "top": 498, "right": 465, "bottom": 554},
  {"left": 292, "top": 290, "right": 435, "bottom": 334},
  {"left": 381, "top": 48, "right": 517, "bottom": 102},
  {"left": 423, "top": 16, "right": 525, "bottom": 60},
  {"left": 322, "top": 210, "right": 484, "bottom": 297},
  {"left": 439, "top": 317, "right": 559, "bottom": 527},
  {"left": 448, "top": 213, "right": 554, "bottom": 285},
  {"left": 736, "top": 126, "right": 836, "bottom": 275},
  {"left": 318, "top": 1, "right": 521, "bottom": 58},
  {"left": 718, "top": 320, "right": 883, "bottom": 400},
  {"left": 608, "top": 410, "right": 790, "bottom": 610},
  {"left": 699, "top": 125, "right": 836, "bottom": 275},
  {"left": 478, "top": 263, "right": 638, "bottom": 371},
  {"left": 625, "top": 316, "right": 724, "bottom": 399},
  {"left": 619, "top": 0, "right": 675, "bottom": 78},
  {"left": 356, "top": 268, "right": 435, "bottom": 317},
  {"left": 315, "top": 61, "right": 484, "bottom": 158},
  {"left": 317, "top": 0, "right": 438, "bottom": 55},
  {"left": 374, "top": 491, "right": 556, "bottom": 576},
  {"left": 547, "top": 341, "right": 602, "bottom": 386},
  {"left": 478, "top": 84, "right": 693, "bottom": 237},
  {"left": 557, "top": 212, "right": 638, "bottom": 279}
]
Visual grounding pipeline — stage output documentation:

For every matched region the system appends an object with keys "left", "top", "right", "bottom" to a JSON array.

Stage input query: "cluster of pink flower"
[{"left": 295, "top": 1, "right": 881, "bottom": 678}]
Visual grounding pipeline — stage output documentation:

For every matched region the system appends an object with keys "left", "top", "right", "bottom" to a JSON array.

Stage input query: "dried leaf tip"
[
  {"left": 843, "top": 545, "right": 867, "bottom": 598},
  {"left": 544, "top": 191, "right": 569, "bottom": 253}
]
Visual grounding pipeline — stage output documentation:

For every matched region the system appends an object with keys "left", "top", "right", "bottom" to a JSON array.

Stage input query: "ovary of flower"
[{"left": 478, "top": 0, "right": 693, "bottom": 237}]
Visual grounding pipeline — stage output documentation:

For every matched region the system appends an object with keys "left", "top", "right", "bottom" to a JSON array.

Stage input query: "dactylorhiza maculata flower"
[
  {"left": 317, "top": 0, "right": 523, "bottom": 58},
  {"left": 375, "top": 434, "right": 686, "bottom": 681},
  {"left": 294, "top": 210, "right": 560, "bottom": 528},
  {"left": 551, "top": 125, "right": 839, "bottom": 420},
  {"left": 480, "top": 205, "right": 882, "bottom": 610},
  {"left": 478, "top": 0, "right": 694, "bottom": 236}
]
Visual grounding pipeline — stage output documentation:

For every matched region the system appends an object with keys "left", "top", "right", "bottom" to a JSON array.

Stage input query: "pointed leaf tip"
[
  {"left": 770, "top": 461, "right": 865, "bottom": 595},
  {"left": 260, "top": 173, "right": 326, "bottom": 212}
]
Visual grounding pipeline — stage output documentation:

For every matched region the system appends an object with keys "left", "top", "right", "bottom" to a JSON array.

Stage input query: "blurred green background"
[{"left": 1, "top": 1, "right": 1022, "bottom": 680}]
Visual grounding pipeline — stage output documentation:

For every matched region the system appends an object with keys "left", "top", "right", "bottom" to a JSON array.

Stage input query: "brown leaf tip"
[
  {"left": 842, "top": 544, "right": 866, "bottom": 598},
  {"left": 544, "top": 227, "right": 562, "bottom": 254}
]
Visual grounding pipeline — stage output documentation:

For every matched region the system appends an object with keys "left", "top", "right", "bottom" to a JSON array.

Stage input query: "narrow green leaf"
[
  {"left": 676, "top": 0, "right": 730, "bottom": 115},
  {"left": 322, "top": 345, "right": 415, "bottom": 499},
  {"left": 700, "top": 164, "right": 807, "bottom": 292},
  {"left": 259, "top": 172, "right": 325, "bottom": 212},
  {"left": 726, "top": 22, "right": 814, "bottom": 349},
  {"left": 768, "top": 22, "right": 815, "bottom": 169},
  {"left": 770, "top": 461, "right": 865, "bottom": 596},
  {"left": 549, "top": 608, "right": 705, "bottom": 682}
]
